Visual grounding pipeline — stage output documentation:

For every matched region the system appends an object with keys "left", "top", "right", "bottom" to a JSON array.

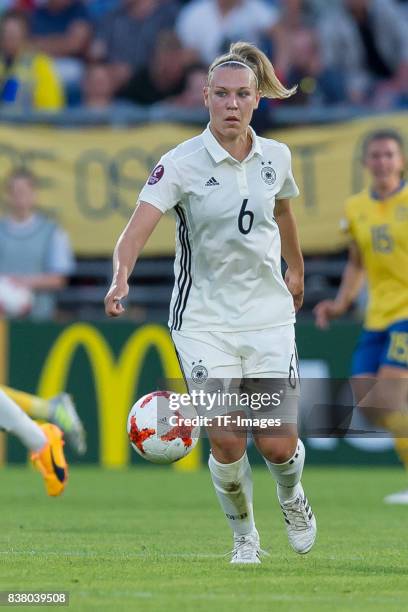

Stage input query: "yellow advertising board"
[
  {"left": 0, "top": 321, "right": 200, "bottom": 469},
  {"left": 268, "top": 113, "right": 408, "bottom": 252},
  {"left": 36, "top": 322, "right": 200, "bottom": 470},
  {"left": 0, "top": 114, "right": 406, "bottom": 255}
]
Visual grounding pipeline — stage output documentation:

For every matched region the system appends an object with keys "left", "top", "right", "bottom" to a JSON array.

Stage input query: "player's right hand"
[
  {"left": 313, "top": 300, "right": 345, "bottom": 329},
  {"left": 104, "top": 281, "right": 129, "bottom": 317}
]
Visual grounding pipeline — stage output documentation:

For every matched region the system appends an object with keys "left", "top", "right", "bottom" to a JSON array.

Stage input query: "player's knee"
[
  {"left": 210, "top": 441, "right": 246, "bottom": 464},
  {"left": 257, "top": 437, "right": 297, "bottom": 463}
]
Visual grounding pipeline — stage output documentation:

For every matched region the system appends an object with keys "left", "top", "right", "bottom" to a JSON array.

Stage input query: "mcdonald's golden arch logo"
[{"left": 37, "top": 323, "right": 201, "bottom": 470}]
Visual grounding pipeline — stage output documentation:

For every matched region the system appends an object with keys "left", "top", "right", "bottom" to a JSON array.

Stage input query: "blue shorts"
[{"left": 351, "top": 320, "right": 408, "bottom": 375}]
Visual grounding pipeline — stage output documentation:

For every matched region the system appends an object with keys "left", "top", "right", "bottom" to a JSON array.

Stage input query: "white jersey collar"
[{"left": 203, "top": 124, "right": 263, "bottom": 163}]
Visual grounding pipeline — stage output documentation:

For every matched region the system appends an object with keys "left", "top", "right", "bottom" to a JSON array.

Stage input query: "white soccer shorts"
[{"left": 171, "top": 324, "right": 299, "bottom": 424}]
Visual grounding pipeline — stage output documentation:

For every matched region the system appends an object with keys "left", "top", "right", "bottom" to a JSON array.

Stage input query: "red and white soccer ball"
[
  {"left": 0, "top": 276, "right": 33, "bottom": 318},
  {"left": 127, "top": 391, "right": 199, "bottom": 464}
]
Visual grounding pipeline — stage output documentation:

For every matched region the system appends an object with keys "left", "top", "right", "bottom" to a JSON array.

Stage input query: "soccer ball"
[
  {"left": 127, "top": 391, "right": 199, "bottom": 464},
  {"left": 0, "top": 276, "right": 33, "bottom": 318}
]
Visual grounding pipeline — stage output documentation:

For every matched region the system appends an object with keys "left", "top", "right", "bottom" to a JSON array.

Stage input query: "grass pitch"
[{"left": 1, "top": 466, "right": 408, "bottom": 611}]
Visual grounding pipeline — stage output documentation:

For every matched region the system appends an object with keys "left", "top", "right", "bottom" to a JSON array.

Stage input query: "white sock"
[
  {"left": 0, "top": 389, "right": 46, "bottom": 452},
  {"left": 208, "top": 451, "right": 256, "bottom": 537},
  {"left": 264, "top": 439, "right": 305, "bottom": 502}
]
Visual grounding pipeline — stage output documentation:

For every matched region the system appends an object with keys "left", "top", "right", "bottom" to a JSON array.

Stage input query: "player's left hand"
[{"left": 284, "top": 269, "right": 304, "bottom": 312}]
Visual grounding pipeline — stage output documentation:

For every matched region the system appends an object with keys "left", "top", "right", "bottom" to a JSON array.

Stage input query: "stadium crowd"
[
  {"left": 1, "top": 0, "right": 408, "bottom": 114},
  {"left": 0, "top": 0, "right": 407, "bottom": 322}
]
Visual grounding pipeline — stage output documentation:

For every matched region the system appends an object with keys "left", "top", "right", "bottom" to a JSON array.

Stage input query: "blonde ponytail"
[{"left": 208, "top": 41, "right": 297, "bottom": 99}]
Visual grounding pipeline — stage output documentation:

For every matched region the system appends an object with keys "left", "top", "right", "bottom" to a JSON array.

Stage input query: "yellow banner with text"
[{"left": 0, "top": 114, "right": 406, "bottom": 255}]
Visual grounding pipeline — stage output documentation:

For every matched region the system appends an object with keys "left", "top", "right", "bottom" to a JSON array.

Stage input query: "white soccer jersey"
[{"left": 138, "top": 125, "right": 300, "bottom": 332}]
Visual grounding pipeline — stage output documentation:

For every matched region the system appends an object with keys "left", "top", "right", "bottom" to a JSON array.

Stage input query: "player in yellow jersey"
[{"left": 314, "top": 129, "right": 408, "bottom": 503}]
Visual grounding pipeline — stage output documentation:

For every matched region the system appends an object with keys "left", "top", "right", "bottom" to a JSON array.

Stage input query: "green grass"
[{"left": 1, "top": 466, "right": 408, "bottom": 611}]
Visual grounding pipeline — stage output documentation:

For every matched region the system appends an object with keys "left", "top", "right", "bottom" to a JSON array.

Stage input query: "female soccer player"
[
  {"left": 0, "top": 384, "right": 86, "bottom": 455},
  {"left": 0, "top": 388, "right": 68, "bottom": 496},
  {"left": 105, "top": 42, "right": 316, "bottom": 562},
  {"left": 314, "top": 130, "right": 408, "bottom": 504}
]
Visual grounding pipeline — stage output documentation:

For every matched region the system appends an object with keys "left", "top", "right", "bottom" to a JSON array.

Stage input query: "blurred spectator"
[
  {"left": 31, "top": 0, "right": 91, "bottom": 55},
  {"left": 0, "top": 0, "right": 37, "bottom": 12},
  {"left": 169, "top": 63, "right": 207, "bottom": 108},
  {"left": 56, "top": 61, "right": 140, "bottom": 124},
  {"left": 119, "top": 31, "right": 189, "bottom": 106},
  {"left": 84, "top": 0, "right": 117, "bottom": 21},
  {"left": 92, "top": 0, "right": 180, "bottom": 93},
  {"left": 303, "top": 0, "right": 341, "bottom": 16},
  {"left": 79, "top": 61, "right": 137, "bottom": 111},
  {"left": 176, "top": 0, "right": 279, "bottom": 65},
  {"left": 0, "top": 9, "right": 64, "bottom": 110},
  {"left": 31, "top": 0, "right": 92, "bottom": 99},
  {"left": 396, "top": 0, "right": 408, "bottom": 19},
  {"left": 81, "top": 61, "right": 112, "bottom": 108},
  {"left": 318, "top": 0, "right": 408, "bottom": 107},
  {"left": 0, "top": 168, "right": 75, "bottom": 320},
  {"left": 0, "top": 1, "right": 14, "bottom": 13},
  {"left": 271, "top": 0, "right": 313, "bottom": 76},
  {"left": 238, "top": 0, "right": 342, "bottom": 107},
  {"left": 274, "top": 22, "right": 347, "bottom": 106}
]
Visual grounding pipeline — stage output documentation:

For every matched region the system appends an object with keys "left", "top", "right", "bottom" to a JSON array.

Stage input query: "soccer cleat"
[
  {"left": 48, "top": 393, "right": 86, "bottom": 455},
  {"left": 280, "top": 484, "right": 316, "bottom": 554},
  {"left": 384, "top": 489, "right": 408, "bottom": 504},
  {"left": 230, "top": 530, "right": 263, "bottom": 564},
  {"left": 31, "top": 423, "right": 68, "bottom": 497}
]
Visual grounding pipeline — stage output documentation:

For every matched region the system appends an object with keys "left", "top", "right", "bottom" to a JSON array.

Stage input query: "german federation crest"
[
  {"left": 191, "top": 361, "right": 208, "bottom": 384},
  {"left": 261, "top": 161, "right": 276, "bottom": 185}
]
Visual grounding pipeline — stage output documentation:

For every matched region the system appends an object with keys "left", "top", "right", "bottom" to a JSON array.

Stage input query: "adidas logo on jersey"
[{"left": 205, "top": 177, "right": 220, "bottom": 186}]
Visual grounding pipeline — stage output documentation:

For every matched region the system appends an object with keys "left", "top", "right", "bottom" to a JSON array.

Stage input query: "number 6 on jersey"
[{"left": 238, "top": 198, "right": 254, "bottom": 235}]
